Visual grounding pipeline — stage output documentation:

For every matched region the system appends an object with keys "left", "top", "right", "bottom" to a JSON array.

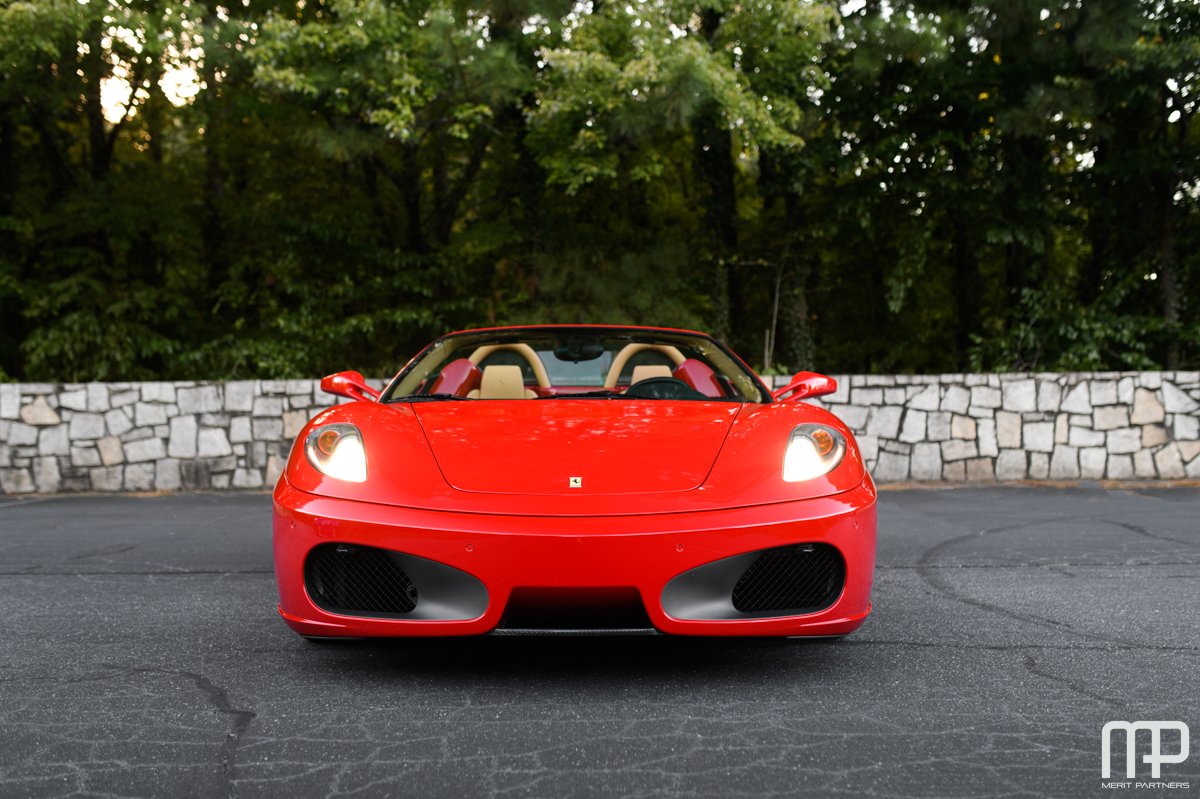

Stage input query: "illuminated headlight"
[
  {"left": 304, "top": 423, "right": 367, "bottom": 483},
  {"left": 783, "top": 424, "right": 846, "bottom": 482}
]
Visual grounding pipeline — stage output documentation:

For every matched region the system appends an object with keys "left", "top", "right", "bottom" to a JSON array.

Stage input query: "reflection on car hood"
[{"left": 411, "top": 401, "right": 742, "bottom": 495}]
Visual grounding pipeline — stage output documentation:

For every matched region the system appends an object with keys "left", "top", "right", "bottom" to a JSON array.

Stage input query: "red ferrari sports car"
[{"left": 273, "top": 325, "right": 876, "bottom": 638}]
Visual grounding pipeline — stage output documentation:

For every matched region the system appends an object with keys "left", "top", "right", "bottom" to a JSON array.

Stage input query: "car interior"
[{"left": 420, "top": 342, "right": 738, "bottom": 400}]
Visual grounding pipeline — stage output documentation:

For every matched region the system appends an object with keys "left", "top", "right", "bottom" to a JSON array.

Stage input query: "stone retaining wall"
[
  {"left": 0, "top": 380, "right": 383, "bottom": 495},
  {"left": 1, "top": 372, "right": 1197, "bottom": 494},
  {"left": 797, "top": 372, "right": 1199, "bottom": 482}
]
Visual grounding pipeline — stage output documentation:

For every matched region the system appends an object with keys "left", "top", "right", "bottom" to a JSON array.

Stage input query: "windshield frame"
[{"left": 380, "top": 325, "right": 774, "bottom": 404}]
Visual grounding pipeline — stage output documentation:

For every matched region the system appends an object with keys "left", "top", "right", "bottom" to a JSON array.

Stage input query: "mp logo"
[{"left": 1102, "top": 721, "right": 1190, "bottom": 779}]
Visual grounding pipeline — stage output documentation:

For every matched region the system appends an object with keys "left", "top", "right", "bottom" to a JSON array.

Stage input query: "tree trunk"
[
  {"left": 432, "top": 130, "right": 490, "bottom": 247},
  {"left": 144, "top": 57, "right": 166, "bottom": 166},
  {"left": 399, "top": 144, "right": 428, "bottom": 254},
  {"left": 1082, "top": 137, "right": 1110, "bottom": 305},
  {"left": 778, "top": 258, "right": 815, "bottom": 371},
  {"left": 0, "top": 104, "right": 14, "bottom": 229},
  {"left": 1000, "top": 134, "right": 1042, "bottom": 305},
  {"left": 361, "top": 157, "right": 396, "bottom": 250},
  {"left": 431, "top": 119, "right": 449, "bottom": 244},
  {"left": 691, "top": 10, "right": 738, "bottom": 343},
  {"left": 26, "top": 89, "right": 77, "bottom": 199},
  {"left": 494, "top": 104, "right": 544, "bottom": 251},
  {"left": 0, "top": 102, "right": 21, "bottom": 375},
  {"left": 1157, "top": 177, "right": 1179, "bottom": 369},
  {"left": 81, "top": 20, "right": 110, "bottom": 181},
  {"left": 130, "top": 59, "right": 167, "bottom": 290},
  {"left": 950, "top": 113, "right": 979, "bottom": 362},
  {"left": 200, "top": 2, "right": 227, "bottom": 297},
  {"left": 490, "top": 9, "right": 545, "bottom": 252},
  {"left": 774, "top": 180, "right": 813, "bottom": 370},
  {"left": 1157, "top": 85, "right": 1190, "bottom": 370}
]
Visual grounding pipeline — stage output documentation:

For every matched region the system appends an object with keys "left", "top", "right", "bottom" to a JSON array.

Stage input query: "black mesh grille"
[
  {"left": 305, "top": 543, "right": 418, "bottom": 616},
  {"left": 731, "top": 544, "right": 845, "bottom": 614}
]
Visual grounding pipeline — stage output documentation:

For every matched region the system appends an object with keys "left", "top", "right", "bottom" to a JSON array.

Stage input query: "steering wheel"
[
  {"left": 623, "top": 377, "right": 708, "bottom": 401},
  {"left": 604, "top": 344, "right": 685, "bottom": 388}
]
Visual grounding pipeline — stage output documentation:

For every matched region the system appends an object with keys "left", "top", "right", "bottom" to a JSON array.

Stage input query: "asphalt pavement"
[{"left": 0, "top": 486, "right": 1197, "bottom": 798}]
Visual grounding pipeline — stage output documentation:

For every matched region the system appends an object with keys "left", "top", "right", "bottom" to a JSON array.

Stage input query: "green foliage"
[
  {"left": 969, "top": 283, "right": 1162, "bottom": 372},
  {"left": 0, "top": 0, "right": 1196, "bottom": 380}
]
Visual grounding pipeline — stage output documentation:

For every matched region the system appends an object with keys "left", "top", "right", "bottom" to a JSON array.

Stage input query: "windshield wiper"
[
  {"left": 393, "top": 393, "right": 471, "bottom": 402},
  {"left": 536, "top": 390, "right": 624, "bottom": 399}
]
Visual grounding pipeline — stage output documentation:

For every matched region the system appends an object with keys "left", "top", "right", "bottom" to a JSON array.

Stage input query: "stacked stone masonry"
[
  {"left": 0, "top": 380, "right": 384, "bottom": 495},
  {"left": 0, "top": 372, "right": 1197, "bottom": 494},
  {"left": 798, "top": 372, "right": 1199, "bottom": 483}
]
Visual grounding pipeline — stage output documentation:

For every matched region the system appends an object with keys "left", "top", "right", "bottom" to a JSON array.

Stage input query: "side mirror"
[
  {"left": 320, "top": 370, "right": 381, "bottom": 402},
  {"left": 772, "top": 371, "right": 837, "bottom": 402}
]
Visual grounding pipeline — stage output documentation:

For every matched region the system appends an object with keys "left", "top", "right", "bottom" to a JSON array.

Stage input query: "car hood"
[{"left": 411, "top": 400, "right": 741, "bottom": 495}]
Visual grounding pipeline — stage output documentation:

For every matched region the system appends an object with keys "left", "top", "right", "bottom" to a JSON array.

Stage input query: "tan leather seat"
[
  {"left": 467, "top": 365, "right": 537, "bottom": 399},
  {"left": 629, "top": 364, "right": 673, "bottom": 385}
]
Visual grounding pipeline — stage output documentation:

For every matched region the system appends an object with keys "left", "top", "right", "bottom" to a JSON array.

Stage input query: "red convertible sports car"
[{"left": 273, "top": 325, "right": 876, "bottom": 638}]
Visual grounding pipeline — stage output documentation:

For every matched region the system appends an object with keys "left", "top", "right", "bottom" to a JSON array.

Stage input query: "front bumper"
[{"left": 273, "top": 478, "right": 877, "bottom": 637}]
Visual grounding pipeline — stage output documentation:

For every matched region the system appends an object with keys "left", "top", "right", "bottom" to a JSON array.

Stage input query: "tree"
[{"left": 0, "top": 0, "right": 1195, "bottom": 380}]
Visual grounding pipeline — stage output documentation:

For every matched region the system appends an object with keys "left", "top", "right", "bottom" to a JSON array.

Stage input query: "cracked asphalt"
[{"left": 0, "top": 486, "right": 1198, "bottom": 798}]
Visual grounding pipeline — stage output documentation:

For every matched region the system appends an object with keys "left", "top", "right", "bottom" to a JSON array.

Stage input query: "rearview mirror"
[
  {"left": 772, "top": 371, "right": 837, "bottom": 402},
  {"left": 320, "top": 370, "right": 381, "bottom": 402}
]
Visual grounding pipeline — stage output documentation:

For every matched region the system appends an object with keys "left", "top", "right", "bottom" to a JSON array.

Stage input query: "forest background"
[{"left": 0, "top": 0, "right": 1197, "bottom": 380}]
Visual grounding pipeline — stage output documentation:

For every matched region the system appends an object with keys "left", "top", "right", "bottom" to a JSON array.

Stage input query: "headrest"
[
  {"left": 479, "top": 364, "right": 528, "bottom": 399},
  {"left": 630, "top": 365, "right": 673, "bottom": 384}
]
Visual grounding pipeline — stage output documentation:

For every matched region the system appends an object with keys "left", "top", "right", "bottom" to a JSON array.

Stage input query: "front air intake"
[
  {"left": 731, "top": 543, "right": 844, "bottom": 615},
  {"left": 497, "top": 587, "right": 653, "bottom": 633},
  {"left": 305, "top": 543, "right": 418, "bottom": 616}
]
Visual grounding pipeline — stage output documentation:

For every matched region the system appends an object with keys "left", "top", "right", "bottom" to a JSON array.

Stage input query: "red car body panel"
[
  {"left": 283, "top": 400, "right": 866, "bottom": 515},
  {"left": 411, "top": 401, "right": 739, "bottom": 495},
  {"left": 274, "top": 478, "right": 875, "bottom": 637},
  {"left": 273, "top": 325, "right": 877, "bottom": 638}
]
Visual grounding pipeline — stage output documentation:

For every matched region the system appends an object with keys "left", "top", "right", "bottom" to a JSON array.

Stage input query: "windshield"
[{"left": 382, "top": 327, "right": 771, "bottom": 403}]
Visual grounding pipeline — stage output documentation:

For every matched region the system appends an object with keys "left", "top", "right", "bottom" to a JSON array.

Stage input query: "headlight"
[
  {"left": 304, "top": 423, "right": 367, "bottom": 482},
  {"left": 783, "top": 424, "right": 846, "bottom": 482}
]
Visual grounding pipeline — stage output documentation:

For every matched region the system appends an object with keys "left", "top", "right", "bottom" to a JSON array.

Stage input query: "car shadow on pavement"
[{"left": 287, "top": 635, "right": 854, "bottom": 686}]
